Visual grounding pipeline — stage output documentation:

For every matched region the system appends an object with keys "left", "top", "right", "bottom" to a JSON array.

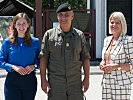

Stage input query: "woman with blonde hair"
[
  {"left": 0, "top": 13, "right": 41, "bottom": 100},
  {"left": 99, "top": 12, "right": 133, "bottom": 100}
]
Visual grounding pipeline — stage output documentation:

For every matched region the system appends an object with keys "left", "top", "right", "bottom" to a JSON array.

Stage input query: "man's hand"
[
  {"left": 41, "top": 79, "right": 51, "bottom": 94},
  {"left": 82, "top": 58, "right": 90, "bottom": 93},
  {"left": 82, "top": 77, "right": 89, "bottom": 93}
]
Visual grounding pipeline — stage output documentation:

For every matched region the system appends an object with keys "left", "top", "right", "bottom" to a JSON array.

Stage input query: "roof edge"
[{"left": 15, "top": 0, "right": 34, "bottom": 11}]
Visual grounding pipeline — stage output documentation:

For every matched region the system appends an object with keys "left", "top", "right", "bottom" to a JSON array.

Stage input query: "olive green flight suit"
[{"left": 40, "top": 25, "right": 90, "bottom": 100}]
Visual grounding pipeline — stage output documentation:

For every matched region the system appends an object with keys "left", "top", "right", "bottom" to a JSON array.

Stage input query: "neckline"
[{"left": 17, "top": 37, "right": 24, "bottom": 39}]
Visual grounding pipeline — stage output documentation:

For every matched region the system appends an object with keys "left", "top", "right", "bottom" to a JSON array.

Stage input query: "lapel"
[
  {"left": 102, "top": 36, "right": 112, "bottom": 60},
  {"left": 103, "top": 35, "right": 124, "bottom": 61},
  {"left": 110, "top": 35, "right": 123, "bottom": 55},
  {"left": 105, "top": 36, "right": 113, "bottom": 51}
]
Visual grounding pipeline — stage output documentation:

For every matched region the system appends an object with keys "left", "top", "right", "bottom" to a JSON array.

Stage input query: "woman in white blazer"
[{"left": 99, "top": 12, "right": 133, "bottom": 100}]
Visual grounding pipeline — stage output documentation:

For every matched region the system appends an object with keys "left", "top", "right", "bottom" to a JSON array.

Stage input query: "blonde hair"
[{"left": 109, "top": 12, "right": 127, "bottom": 35}]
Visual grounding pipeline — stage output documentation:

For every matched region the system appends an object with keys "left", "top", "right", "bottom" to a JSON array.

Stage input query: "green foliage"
[{"left": 19, "top": 0, "right": 87, "bottom": 9}]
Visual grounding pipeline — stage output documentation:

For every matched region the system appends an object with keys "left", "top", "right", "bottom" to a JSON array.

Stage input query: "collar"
[
  {"left": 113, "top": 34, "right": 124, "bottom": 45},
  {"left": 57, "top": 25, "right": 76, "bottom": 37},
  {"left": 106, "top": 34, "right": 124, "bottom": 46},
  {"left": 108, "top": 34, "right": 124, "bottom": 54}
]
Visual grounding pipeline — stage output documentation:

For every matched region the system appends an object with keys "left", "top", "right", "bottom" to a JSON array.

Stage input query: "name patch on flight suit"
[{"left": 54, "top": 42, "right": 62, "bottom": 46}]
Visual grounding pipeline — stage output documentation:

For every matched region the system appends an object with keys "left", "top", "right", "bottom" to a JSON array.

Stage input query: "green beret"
[{"left": 56, "top": 3, "right": 72, "bottom": 13}]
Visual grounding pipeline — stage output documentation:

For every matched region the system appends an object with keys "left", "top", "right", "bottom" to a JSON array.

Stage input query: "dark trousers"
[{"left": 4, "top": 71, "right": 37, "bottom": 100}]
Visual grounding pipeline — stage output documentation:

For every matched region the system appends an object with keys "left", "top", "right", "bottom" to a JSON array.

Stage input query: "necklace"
[
  {"left": 111, "top": 41, "right": 116, "bottom": 46},
  {"left": 111, "top": 40, "right": 117, "bottom": 46},
  {"left": 20, "top": 43, "right": 23, "bottom": 46}
]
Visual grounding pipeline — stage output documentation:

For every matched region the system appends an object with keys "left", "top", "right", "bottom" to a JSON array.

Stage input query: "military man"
[{"left": 40, "top": 3, "right": 90, "bottom": 100}]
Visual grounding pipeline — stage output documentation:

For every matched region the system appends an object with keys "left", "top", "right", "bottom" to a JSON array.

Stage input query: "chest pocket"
[
  {"left": 74, "top": 37, "right": 82, "bottom": 52},
  {"left": 72, "top": 36, "right": 82, "bottom": 61},
  {"left": 48, "top": 39, "right": 62, "bottom": 57}
]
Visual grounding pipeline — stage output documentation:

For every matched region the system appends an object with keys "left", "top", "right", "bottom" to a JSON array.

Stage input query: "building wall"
[
  {"left": 95, "top": 0, "right": 103, "bottom": 58},
  {"left": 87, "top": 0, "right": 106, "bottom": 59},
  {"left": 132, "top": 0, "right": 133, "bottom": 36},
  {"left": 107, "top": 0, "right": 132, "bottom": 36},
  {"left": 87, "top": 0, "right": 104, "bottom": 59},
  {"left": 88, "top": 0, "right": 133, "bottom": 59}
]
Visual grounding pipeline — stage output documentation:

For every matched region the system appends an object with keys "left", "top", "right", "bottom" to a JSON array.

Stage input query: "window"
[{"left": 107, "top": 0, "right": 132, "bottom": 36}]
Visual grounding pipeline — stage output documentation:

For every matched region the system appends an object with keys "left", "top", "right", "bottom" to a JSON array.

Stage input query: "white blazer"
[{"left": 102, "top": 34, "right": 133, "bottom": 86}]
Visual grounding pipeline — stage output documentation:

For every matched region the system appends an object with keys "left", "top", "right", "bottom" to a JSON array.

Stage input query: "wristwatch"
[
  {"left": 117, "top": 64, "right": 121, "bottom": 70},
  {"left": 34, "top": 64, "right": 38, "bottom": 69},
  {"left": 129, "top": 63, "right": 132, "bottom": 71},
  {"left": 117, "top": 66, "right": 121, "bottom": 70}
]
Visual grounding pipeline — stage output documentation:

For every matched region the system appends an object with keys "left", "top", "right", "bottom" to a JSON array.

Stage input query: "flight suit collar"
[{"left": 57, "top": 25, "right": 75, "bottom": 37}]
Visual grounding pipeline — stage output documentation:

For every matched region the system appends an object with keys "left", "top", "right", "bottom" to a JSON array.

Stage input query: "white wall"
[
  {"left": 132, "top": 0, "right": 133, "bottom": 36},
  {"left": 96, "top": 0, "right": 102, "bottom": 58},
  {"left": 87, "top": 0, "right": 90, "bottom": 10},
  {"left": 87, "top": 0, "right": 106, "bottom": 59},
  {"left": 88, "top": 0, "right": 132, "bottom": 58}
]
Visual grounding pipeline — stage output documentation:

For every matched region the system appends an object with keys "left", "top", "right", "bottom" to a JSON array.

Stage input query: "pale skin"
[
  {"left": 99, "top": 17, "right": 130, "bottom": 73},
  {"left": 11, "top": 18, "right": 35, "bottom": 75},
  {"left": 40, "top": 11, "right": 90, "bottom": 94}
]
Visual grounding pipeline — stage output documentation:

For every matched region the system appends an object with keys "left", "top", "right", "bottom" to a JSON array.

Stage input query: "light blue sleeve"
[{"left": 0, "top": 39, "right": 13, "bottom": 72}]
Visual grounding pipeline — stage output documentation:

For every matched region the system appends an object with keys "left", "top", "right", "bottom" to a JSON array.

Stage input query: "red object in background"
[{"left": 8, "top": 24, "right": 12, "bottom": 35}]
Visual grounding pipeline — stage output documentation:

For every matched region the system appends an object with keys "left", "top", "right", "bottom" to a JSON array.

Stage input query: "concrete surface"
[{"left": 0, "top": 61, "right": 133, "bottom": 100}]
